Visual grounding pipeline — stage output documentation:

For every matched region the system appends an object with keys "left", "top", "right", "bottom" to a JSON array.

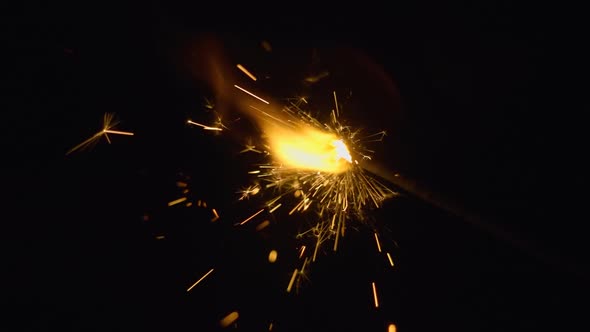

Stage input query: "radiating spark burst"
[
  {"left": 235, "top": 91, "right": 397, "bottom": 272},
  {"left": 66, "top": 112, "right": 134, "bottom": 155}
]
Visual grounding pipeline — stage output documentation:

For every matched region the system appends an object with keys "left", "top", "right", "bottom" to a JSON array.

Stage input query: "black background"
[{"left": 6, "top": 1, "right": 587, "bottom": 331}]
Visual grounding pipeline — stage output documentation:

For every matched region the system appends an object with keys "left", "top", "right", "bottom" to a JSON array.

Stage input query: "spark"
[
  {"left": 286, "top": 268, "right": 298, "bottom": 293},
  {"left": 211, "top": 208, "right": 220, "bottom": 222},
  {"left": 239, "top": 208, "right": 265, "bottom": 225},
  {"left": 333, "top": 91, "right": 340, "bottom": 117},
  {"left": 374, "top": 232, "right": 382, "bottom": 253},
  {"left": 386, "top": 252, "right": 395, "bottom": 267},
  {"left": 234, "top": 84, "right": 270, "bottom": 104},
  {"left": 388, "top": 324, "right": 397, "bottom": 332},
  {"left": 219, "top": 311, "right": 239, "bottom": 328},
  {"left": 238, "top": 184, "right": 261, "bottom": 200},
  {"left": 240, "top": 139, "right": 263, "bottom": 154},
  {"left": 187, "top": 119, "right": 223, "bottom": 131},
  {"left": 268, "top": 250, "right": 278, "bottom": 263},
  {"left": 256, "top": 220, "right": 270, "bottom": 231},
  {"left": 236, "top": 64, "right": 257, "bottom": 81},
  {"left": 269, "top": 203, "right": 281, "bottom": 213},
  {"left": 168, "top": 197, "right": 187, "bottom": 207},
  {"left": 298, "top": 245, "right": 306, "bottom": 258},
  {"left": 66, "top": 112, "right": 134, "bottom": 155},
  {"left": 372, "top": 282, "right": 380, "bottom": 308},
  {"left": 203, "top": 97, "right": 215, "bottom": 109},
  {"left": 186, "top": 268, "right": 214, "bottom": 292}
]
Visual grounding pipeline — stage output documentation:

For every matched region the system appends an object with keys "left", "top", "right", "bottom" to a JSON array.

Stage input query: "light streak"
[
  {"left": 239, "top": 208, "right": 265, "bottom": 225},
  {"left": 236, "top": 64, "right": 257, "bottom": 81},
  {"left": 387, "top": 252, "right": 395, "bottom": 267},
  {"left": 234, "top": 84, "right": 269, "bottom": 104},
  {"left": 374, "top": 232, "right": 382, "bottom": 252},
  {"left": 299, "top": 246, "right": 306, "bottom": 258},
  {"left": 372, "top": 282, "right": 380, "bottom": 308},
  {"left": 168, "top": 197, "right": 187, "bottom": 207},
  {"left": 186, "top": 268, "right": 214, "bottom": 292},
  {"left": 286, "top": 268, "right": 298, "bottom": 293},
  {"left": 187, "top": 119, "right": 223, "bottom": 131},
  {"left": 103, "top": 129, "right": 134, "bottom": 136}
]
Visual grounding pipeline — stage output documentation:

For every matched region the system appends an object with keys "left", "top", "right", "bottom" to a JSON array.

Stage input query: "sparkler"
[
  {"left": 186, "top": 42, "right": 400, "bottom": 296},
  {"left": 230, "top": 85, "right": 398, "bottom": 270},
  {"left": 66, "top": 112, "right": 134, "bottom": 155}
]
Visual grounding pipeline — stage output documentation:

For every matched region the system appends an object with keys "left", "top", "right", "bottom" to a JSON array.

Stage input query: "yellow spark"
[
  {"left": 299, "top": 246, "right": 306, "bottom": 258},
  {"left": 240, "top": 208, "right": 264, "bottom": 225},
  {"left": 197, "top": 200, "right": 202, "bottom": 207},
  {"left": 264, "top": 126, "right": 352, "bottom": 173},
  {"left": 176, "top": 181, "right": 187, "bottom": 188},
  {"left": 236, "top": 64, "right": 257, "bottom": 81},
  {"left": 286, "top": 268, "right": 298, "bottom": 293},
  {"left": 155, "top": 235, "right": 165, "bottom": 240},
  {"left": 102, "top": 129, "right": 134, "bottom": 136},
  {"left": 269, "top": 203, "right": 281, "bottom": 213},
  {"left": 268, "top": 322, "right": 274, "bottom": 331},
  {"left": 374, "top": 232, "right": 382, "bottom": 253},
  {"left": 168, "top": 197, "right": 187, "bottom": 207},
  {"left": 187, "top": 119, "right": 223, "bottom": 131},
  {"left": 372, "top": 282, "right": 380, "bottom": 308},
  {"left": 387, "top": 252, "right": 395, "bottom": 267},
  {"left": 333, "top": 91, "right": 340, "bottom": 117},
  {"left": 186, "top": 268, "right": 214, "bottom": 292},
  {"left": 211, "top": 208, "right": 220, "bottom": 222},
  {"left": 203, "top": 201, "right": 207, "bottom": 208},
  {"left": 256, "top": 220, "right": 270, "bottom": 231},
  {"left": 268, "top": 250, "right": 278, "bottom": 263},
  {"left": 234, "top": 84, "right": 269, "bottom": 104},
  {"left": 219, "top": 311, "right": 239, "bottom": 328},
  {"left": 182, "top": 189, "right": 189, "bottom": 194},
  {"left": 185, "top": 202, "right": 193, "bottom": 207},
  {"left": 388, "top": 324, "right": 397, "bottom": 332}
]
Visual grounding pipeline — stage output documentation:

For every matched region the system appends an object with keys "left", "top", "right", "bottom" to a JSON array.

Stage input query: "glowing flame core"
[{"left": 265, "top": 126, "right": 352, "bottom": 173}]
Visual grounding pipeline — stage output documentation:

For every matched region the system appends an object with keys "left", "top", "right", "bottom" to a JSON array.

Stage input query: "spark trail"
[{"left": 66, "top": 112, "right": 134, "bottom": 155}]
